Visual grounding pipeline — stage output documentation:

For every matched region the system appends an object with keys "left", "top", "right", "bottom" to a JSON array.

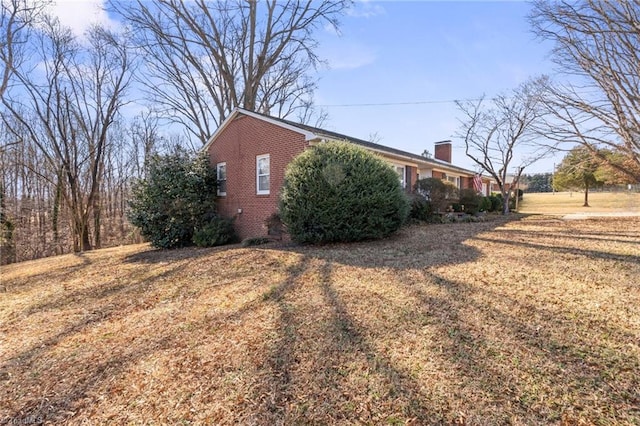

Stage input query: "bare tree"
[
  {"left": 2, "top": 18, "right": 132, "bottom": 252},
  {"left": 1, "top": 0, "right": 49, "bottom": 263},
  {"left": 530, "top": 0, "right": 640, "bottom": 182},
  {"left": 0, "top": 0, "right": 46, "bottom": 99},
  {"left": 456, "top": 78, "right": 548, "bottom": 214},
  {"left": 114, "top": 0, "right": 349, "bottom": 145}
]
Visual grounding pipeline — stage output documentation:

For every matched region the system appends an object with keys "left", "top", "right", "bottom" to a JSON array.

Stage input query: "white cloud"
[
  {"left": 323, "top": 41, "right": 376, "bottom": 70},
  {"left": 46, "top": 0, "right": 118, "bottom": 37}
]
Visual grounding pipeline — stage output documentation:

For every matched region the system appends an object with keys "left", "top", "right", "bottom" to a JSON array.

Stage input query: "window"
[
  {"left": 395, "top": 165, "right": 406, "bottom": 188},
  {"left": 216, "top": 162, "right": 227, "bottom": 196},
  {"left": 256, "top": 154, "right": 270, "bottom": 195},
  {"left": 447, "top": 175, "right": 460, "bottom": 188}
]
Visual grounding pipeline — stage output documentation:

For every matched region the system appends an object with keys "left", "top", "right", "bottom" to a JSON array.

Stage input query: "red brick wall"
[
  {"left": 406, "top": 166, "right": 418, "bottom": 192},
  {"left": 461, "top": 176, "right": 473, "bottom": 190},
  {"left": 432, "top": 170, "right": 446, "bottom": 179},
  {"left": 434, "top": 142, "right": 452, "bottom": 163},
  {"left": 207, "top": 115, "right": 307, "bottom": 239}
]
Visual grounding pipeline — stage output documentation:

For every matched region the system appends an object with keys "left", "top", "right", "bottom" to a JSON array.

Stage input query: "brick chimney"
[{"left": 434, "top": 140, "right": 452, "bottom": 163}]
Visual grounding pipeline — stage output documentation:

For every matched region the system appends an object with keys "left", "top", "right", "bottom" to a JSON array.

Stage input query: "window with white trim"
[
  {"left": 395, "top": 165, "right": 406, "bottom": 188},
  {"left": 446, "top": 175, "right": 460, "bottom": 188},
  {"left": 256, "top": 154, "right": 270, "bottom": 195},
  {"left": 216, "top": 162, "right": 227, "bottom": 196}
]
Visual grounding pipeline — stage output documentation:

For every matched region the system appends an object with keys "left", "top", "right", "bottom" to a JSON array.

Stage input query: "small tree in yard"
[
  {"left": 553, "top": 146, "right": 604, "bottom": 207},
  {"left": 456, "top": 77, "right": 548, "bottom": 214},
  {"left": 280, "top": 141, "right": 409, "bottom": 244},
  {"left": 128, "top": 150, "right": 222, "bottom": 249}
]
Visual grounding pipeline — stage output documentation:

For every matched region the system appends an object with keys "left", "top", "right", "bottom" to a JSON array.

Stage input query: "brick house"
[{"left": 204, "top": 108, "right": 491, "bottom": 239}]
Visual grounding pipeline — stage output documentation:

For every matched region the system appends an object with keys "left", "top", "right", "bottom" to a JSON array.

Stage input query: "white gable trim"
[{"left": 203, "top": 108, "right": 318, "bottom": 152}]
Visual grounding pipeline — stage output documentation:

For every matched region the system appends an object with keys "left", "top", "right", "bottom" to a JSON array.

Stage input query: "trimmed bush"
[
  {"left": 459, "top": 188, "right": 482, "bottom": 214},
  {"left": 414, "top": 178, "right": 458, "bottom": 213},
  {"left": 193, "top": 217, "right": 237, "bottom": 247},
  {"left": 488, "top": 195, "right": 502, "bottom": 212},
  {"left": 280, "top": 141, "right": 409, "bottom": 243},
  {"left": 479, "top": 196, "right": 492, "bottom": 212},
  {"left": 409, "top": 194, "right": 433, "bottom": 222}
]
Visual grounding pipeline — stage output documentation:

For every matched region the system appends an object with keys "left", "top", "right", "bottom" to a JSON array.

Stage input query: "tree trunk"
[
  {"left": 502, "top": 190, "right": 510, "bottom": 215},
  {"left": 52, "top": 175, "right": 62, "bottom": 253},
  {"left": 93, "top": 190, "right": 101, "bottom": 249},
  {"left": 583, "top": 182, "right": 590, "bottom": 207}
]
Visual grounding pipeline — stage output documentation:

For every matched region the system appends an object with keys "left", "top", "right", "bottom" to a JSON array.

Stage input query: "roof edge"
[{"left": 203, "top": 108, "right": 319, "bottom": 152}]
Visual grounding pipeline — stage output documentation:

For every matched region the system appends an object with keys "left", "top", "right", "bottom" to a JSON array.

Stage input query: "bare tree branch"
[
  {"left": 2, "top": 18, "right": 133, "bottom": 251},
  {"left": 112, "top": 0, "right": 350, "bottom": 145},
  {"left": 456, "top": 77, "right": 550, "bottom": 214},
  {"left": 530, "top": 0, "right": 640, "bottom": 182}
]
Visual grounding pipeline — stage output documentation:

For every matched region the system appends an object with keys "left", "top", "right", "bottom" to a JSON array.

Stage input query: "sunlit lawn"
[
  {"left": 1, "top": 215, "right": 639, "bottom": 424},
  {"left": 519, "top": 191, "right": 640, "bottom": 214}
]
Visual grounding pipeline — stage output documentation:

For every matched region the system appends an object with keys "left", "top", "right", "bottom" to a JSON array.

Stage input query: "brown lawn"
[
  {"left": 519, "top": 191, "right": 640, "bottom": 215},
  {"left": 1, "top": 216, "right": 639, "bottom": 425}
]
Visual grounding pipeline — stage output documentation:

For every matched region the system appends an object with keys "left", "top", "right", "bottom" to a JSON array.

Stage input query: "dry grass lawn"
[
  {"left": 1, "top": 216, "right": 639, "bottom": 425},
  {"left": 519, "top": 191, "right": 640, "bottom": 215}
]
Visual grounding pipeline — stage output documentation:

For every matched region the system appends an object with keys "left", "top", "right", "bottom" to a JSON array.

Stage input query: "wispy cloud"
[
  {"left": 347, "top": 0, "right": 386, "bottom": 18},
  {"left": 323, "top": 41, "right": 377, "bottom": 70}
]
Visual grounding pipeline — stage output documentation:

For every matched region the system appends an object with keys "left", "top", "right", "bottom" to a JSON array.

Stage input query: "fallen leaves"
[{"left": 0, "top": 216, "right": 639, "bottom": 424}]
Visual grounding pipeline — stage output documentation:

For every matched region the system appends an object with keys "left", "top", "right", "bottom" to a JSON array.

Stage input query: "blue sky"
[
  {"left": 46, "top": 0, "right": 562, "bottom": 174},
  {"left": 314, "top": 1, "right": 563, "bottom": 173}
]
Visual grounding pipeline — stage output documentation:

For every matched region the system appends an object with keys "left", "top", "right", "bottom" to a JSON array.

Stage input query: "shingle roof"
[{"left": 207, "top": 108, "right": 480, "bottom": 176}]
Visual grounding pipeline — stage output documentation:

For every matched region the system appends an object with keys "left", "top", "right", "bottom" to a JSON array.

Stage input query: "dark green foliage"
[
  {"left": 127, "top": 149, "right": 220, "bottom": 249},
  {"left": 516, "top": 188, "right": 524, "bottom": 200},
  {"left": 193, "top": 217, "right": 237, "bottom": 247},
  {"left": 488, "top": 195, "right": 502, "bottom": 212},
  {"left": 525, "top": 173, "right": 553, "bottom": 193},
  {"left": 414, "top": 178, "right": 459, "bottom": 213},
  {"left": 241, "top": 237, "right": 272, "bottom": 247},
  {"left": 459, "top": 188, "right": 483, "bottom": 214},
  {"left": 280, "top": 141, "right": 409, "bottom": 244},
  {"left": 478, "top": 196, "right": 492, "bottom": 213},
  {"left": 409, "top": 194, "right": 433, "bottom": 221},
  {"left": 451, "top": 202, "right": 463, "bottom": 213}
]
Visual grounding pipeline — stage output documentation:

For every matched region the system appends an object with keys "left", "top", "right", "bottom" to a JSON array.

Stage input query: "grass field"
[
  {"left": 1, "top": 216, "right": 639, "bottom": 424},
  {"left": 519, "top": 191, "right": 640, "bottom": 215}
]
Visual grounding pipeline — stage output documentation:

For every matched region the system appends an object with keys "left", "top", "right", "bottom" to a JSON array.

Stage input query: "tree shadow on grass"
[
  {"left": 473, "top": 235, "right": 640, "bottom": 265},
  {"left": 257, "top": 217, "right": 640, "bottom": 423},
  {"left": 249, "top": 259, "right": 447, "bottom": 424},
  {"left": 1, "top": 253, "right": 93, "bottom": 293},
  {"left": 123, "top": 243, "right": 240, "bottom": 264},
  {"left": 2, "top": 254, "right": 306, "bottom": 425},
  {"left": 393, "top": 266, "right": 640, "bottom": 422}
]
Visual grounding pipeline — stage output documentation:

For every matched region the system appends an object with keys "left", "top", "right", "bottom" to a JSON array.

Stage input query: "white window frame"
[
  {"left": 216, "top": 162, "right": 227, "bottom": 196},
  {"left": 394, "top": 165, "right": 406, "bottom": 188},
  {"left": 256, "top": 154, "right": 270, "bottom": 195}
]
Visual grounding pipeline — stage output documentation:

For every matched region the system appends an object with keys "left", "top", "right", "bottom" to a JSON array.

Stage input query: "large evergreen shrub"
[
  {"left": 280, "top": 141, "right": 409, "bottom": 243},
  {"left": 127, "top": 150, "right": 222, "bottom": 249}
]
